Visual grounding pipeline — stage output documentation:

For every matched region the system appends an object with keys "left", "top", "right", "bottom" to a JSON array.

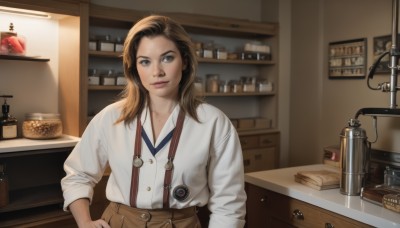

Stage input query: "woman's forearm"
[{"left": 68, "top": 198, "right": 92, "bottom": 227}]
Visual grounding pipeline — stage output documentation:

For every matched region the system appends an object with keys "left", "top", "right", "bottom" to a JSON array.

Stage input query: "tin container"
[
  {"left": 22, "top": 113, "right": 63, "bottom": 139},
  {"left": 339, "top": 119, "right": 368, "bottom": 196}
]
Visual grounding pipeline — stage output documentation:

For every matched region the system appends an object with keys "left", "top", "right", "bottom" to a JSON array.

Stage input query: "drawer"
[
  {"left": 259, "top": 133, "right": 279, "bottom": 147},
  {"left": 240, "top": 135, "right": 260, "bottom": 149},
  {"left": 243, "top": 147, "right": 275, "bottom": 172},
  {"left": 240, "top": 133, "right": 279, "bottom": 149},
  {"left": 268, "top": 192, "right": 372, "bottom": 228}
]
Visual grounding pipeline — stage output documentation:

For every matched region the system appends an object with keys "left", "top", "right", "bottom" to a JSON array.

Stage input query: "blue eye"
[
  {"left": 138, "top": 59, "right": 150, "bottom": 66},
  {"left": 162, "top": 55, "right": 174, "bottom": 63}
]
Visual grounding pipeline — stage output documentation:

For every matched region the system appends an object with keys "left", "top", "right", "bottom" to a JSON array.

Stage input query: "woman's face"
[{"left": 136, "top": 35, "right": 186, "bottom": 100}]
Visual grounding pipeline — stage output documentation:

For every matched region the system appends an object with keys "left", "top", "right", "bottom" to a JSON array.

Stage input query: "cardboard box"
[
  {"left": 255, "top": 118, "right": 271, "bottom": 129},
  {"left": 238, "top": 118, "right": 255, "bottom": 129}
]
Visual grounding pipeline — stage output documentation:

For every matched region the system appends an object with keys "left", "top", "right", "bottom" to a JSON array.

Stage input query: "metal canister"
[{"left": 339, "top": 119, "right": 368, "bottom": 195}]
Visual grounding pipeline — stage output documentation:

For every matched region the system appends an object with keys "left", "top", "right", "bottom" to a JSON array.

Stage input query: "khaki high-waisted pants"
[{"left": 101, "top": 202, "right": 202, "bottom": 228}]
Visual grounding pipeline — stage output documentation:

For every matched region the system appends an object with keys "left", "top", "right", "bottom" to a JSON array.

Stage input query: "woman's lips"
[{"left": 152, "top": 81, "right": 168, "bottom": 88}]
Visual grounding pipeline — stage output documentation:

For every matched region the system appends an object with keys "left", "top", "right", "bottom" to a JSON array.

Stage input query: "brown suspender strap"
[
  {"left": 163, "top": 109, "right": 185, "bottom": 208},
  {"left": 129, "top": 113, "right": 142, "bottom": 207},
  {"left": 129, "top": 109, "right": 185, "bottom": 208}
]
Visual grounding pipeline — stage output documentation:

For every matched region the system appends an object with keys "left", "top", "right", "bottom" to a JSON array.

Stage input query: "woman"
[{"left": 61, "top": 15, "right": 246, "bottom": 228}]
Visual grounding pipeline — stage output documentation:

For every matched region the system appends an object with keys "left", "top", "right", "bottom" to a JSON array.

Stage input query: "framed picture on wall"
[
  {"left": 328, "top": 38, "right": 367, "bottom": 79},
  {"left": 373, "top": 34, "right": 399, "bottom": 74}
]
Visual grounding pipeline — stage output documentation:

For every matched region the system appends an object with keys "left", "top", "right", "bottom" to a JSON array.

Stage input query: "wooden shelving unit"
[{"left": 0, "top": 55, "right": 49, "bottom": 62}]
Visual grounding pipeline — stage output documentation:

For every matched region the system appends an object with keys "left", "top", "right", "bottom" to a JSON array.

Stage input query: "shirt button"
[
  {"left": 140, "top": 213, "right": 150, "bottom": 221},
  {"left": 147, "top": 187, "right": 151, "bottom": 191},
  {"left": 149, "top": 159, "right": 153, "bottom": 164}
]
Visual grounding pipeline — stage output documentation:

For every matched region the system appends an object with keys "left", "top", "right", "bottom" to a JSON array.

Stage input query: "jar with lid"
[
  {"left": 231, "top": 80, "right": 243, "bottom": 93},
  {"left": 194, "top": 77, "right": 204, "bottom": 94},
  {"left": 98, "top": 34, "right": 114, "bottom": 52},
  {"left": 206, "top": 74, "right": 219, "bottom": 93},
  {"left": 101, "top": 70, "right": 116, "bottom": 86},
  {"left": 257, "top": 80, "right": 273, "bottom": 92},
  {"left": 193, "top": 42, "right": 203, "bottom": 58},
  {"left": 22, "top": 113, "right": 63, "bottom": 139},
  {"left": 203, "top": 42, "right": 214, "bottom": 59},
  {"left": 215, "top": 47, "right": 228, "bottom": 60},
  {"left": 219, "top": 80, "right": 231, "bottom": 93},
  {"left": 114, "top": 36, "right": 124, "bottom": 52},
  {"left": 88, "top": 68, "right": 100, "bottom": 85},
  {"left": 116, "top": 72, "right": 127, "bottom": 86}
]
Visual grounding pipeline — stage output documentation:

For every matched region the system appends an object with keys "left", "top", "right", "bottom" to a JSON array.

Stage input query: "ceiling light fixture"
[{"left": 0, "top": 6, "right": 51, "bottom": 19}]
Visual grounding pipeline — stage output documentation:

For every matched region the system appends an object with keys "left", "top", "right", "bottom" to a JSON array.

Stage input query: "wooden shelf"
[
  {"left": 203, "top": 91, "right": 275, "bottom": 96},
  {"left": 0, "top": 184, "right": 63, "bottom": 213},
  {"left": 237, "top": 128, "right": 279, "bottom": 136},
  {"left": 198, "top": 57, "right": 275, "bottom": 65},
  {"left": 88, "top": 51, "right": 275, "bottom": 66},
  {"left": 88, "top": 50, "right": 122, "bottom": 58},
  {"left": 0, "top": 203, "right": 72, "bottom": 228},
  {"left": 89, "top": 85, "right": 275, "bottom": 97},
  {"left": 0, "top": 55, "right": 49, "bottom": 62},
  {"left": 89, "top": 85, "right": 124, "bottom": 90}
]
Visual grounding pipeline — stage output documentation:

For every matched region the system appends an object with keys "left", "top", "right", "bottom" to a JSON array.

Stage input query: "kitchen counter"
[
  {"left": 245, "top": 164, "right": 400, "bottom": 228},
  {"left": 0, "top": 135, "right": 80, "bottom": 153}
]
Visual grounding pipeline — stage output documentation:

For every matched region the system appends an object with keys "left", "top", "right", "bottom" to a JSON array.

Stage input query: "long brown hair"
[{"left": 116, "top": 15, "right": 203, "bottom": 125}]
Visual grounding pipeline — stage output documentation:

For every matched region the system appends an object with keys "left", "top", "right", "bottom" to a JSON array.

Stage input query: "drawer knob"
[
  {"left": 260, "top": 196, "right": 267, "bottom": 204},
  {"left": 325, "top": 223, "right": 334, "bottom": 228},
  {"left": 292, "top": 209, "right": 304, "bottom": 220}
]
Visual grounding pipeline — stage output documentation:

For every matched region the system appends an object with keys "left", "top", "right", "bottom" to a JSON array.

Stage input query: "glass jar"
[
  {"left": 203, "top": 42, "right": 214, "bottom": 59},
  {"left": 22, "top": 113, "right": 63, "bottom": 139},
  {"left": 88, "top": 68, "right": 100, "bottom": 85},
  {"left": 219, "top": 80, "right": 231, "bottom": 93},
  {"left": 206, "top": 74, "right": 219, "bottom": 93},
  {"left": 231, "top": 80, "right": 243, "bottom": 93},
  {"left": 101, "top": 70, "right": 116, "bottom": 86},
  {"left": 194, "top": 77, "right": 204, "bottom": 94}
]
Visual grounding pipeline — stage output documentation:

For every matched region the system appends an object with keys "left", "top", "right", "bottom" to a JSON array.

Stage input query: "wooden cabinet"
[
  {"left": 241, "top": 132, "right": 279, "bottom": 172},
  {"left": 245, "top": 183, "right": 373, "bottom": 228},
  {"left": 0, "top": 147, "right": 75, "bottom": 227},
  {"left": 0, "top": 0, "right": 88, "bottom": 226}
]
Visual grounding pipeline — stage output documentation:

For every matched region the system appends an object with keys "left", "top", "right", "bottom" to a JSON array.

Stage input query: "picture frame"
[
  {"left": 373, "top": 34, "right": 398, "bottom": 74},
  {"left": 328, "top": 38, "right": 367, "bottom": 79}
]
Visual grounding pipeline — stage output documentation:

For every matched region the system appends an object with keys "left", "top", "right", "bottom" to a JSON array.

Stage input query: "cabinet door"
[
  {"left": 245, "top": 184, "right": 373, "bottom": 228},
  {"left": 245, "top": 183, "right": 270, "bottom": 227}
]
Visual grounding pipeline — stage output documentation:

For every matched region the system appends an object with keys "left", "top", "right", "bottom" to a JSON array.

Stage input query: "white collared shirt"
[{"left": 61, "top": 101, "right": 246, "bottom": 227}]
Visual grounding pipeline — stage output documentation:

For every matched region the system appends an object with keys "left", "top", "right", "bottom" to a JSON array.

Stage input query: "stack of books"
[{"left": 295, "top": 170, "right": 340, "bottom": 190}]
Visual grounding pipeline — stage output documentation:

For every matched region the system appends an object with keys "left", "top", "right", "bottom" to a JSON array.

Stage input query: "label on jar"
[{"left": 2, "top": 125, "right": 17, "bottom": 139}]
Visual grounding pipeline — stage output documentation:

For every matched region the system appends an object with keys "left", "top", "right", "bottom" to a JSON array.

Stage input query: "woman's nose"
[{"left": 152, "top": 62, "right": 165, "bottom": 77}]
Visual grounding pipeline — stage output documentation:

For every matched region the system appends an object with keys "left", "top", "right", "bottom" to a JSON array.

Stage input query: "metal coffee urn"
[{"left": 339, "top": 119, "right": 368, "bottom": 195}]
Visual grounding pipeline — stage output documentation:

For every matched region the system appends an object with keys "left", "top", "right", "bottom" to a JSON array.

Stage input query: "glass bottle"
[
  {"left": 0, "top": 163, "right": 9, "bottom": 207},
  {"left": 0, "top": 95, "right": 17, "bottom": 140}
]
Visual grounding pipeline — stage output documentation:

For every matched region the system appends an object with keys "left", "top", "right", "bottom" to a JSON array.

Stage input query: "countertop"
[
  {"left": 0, "top": 135, "right": 80, "bottom": 153},
  {"left": 245, "top": 164, "right": 400, "bottom": 228}
]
